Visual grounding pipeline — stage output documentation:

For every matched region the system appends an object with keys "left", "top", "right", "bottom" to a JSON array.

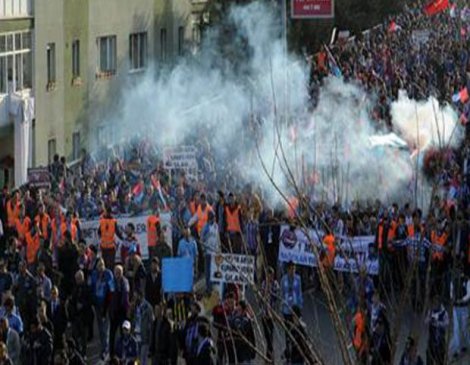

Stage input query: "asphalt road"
[{"left": 87, "top": 286, "right": 470, "bottom": 365}]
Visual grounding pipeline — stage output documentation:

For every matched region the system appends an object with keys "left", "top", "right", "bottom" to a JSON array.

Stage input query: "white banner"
[
  {"left": 210, "top": 253, "right": 255, "bottom": 284},
  {"left": 163, "top": 145, "right": 198, "bottom": 180},
  {"left": 278, "top": 225, "right": 378, "bottom": 275},
  {"left": 80, "top": 213, "right": 172, "bottom": 260}
]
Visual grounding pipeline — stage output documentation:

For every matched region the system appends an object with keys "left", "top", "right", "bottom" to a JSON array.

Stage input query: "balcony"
[
  {"left": 0, "top": 0, "right": 33, "bottom": 19},
  {"left": 0, "top": 88, "right": 33, "bottom": 129}
]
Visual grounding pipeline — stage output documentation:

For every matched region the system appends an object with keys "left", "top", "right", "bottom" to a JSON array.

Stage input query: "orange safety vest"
[
  {"left": 35, "top": 214, "right": 51, "bottom": 240},
  {"left": 287, "top": 196, "right": 299, "bottom": 219},
  {"left": 377, "top": 220, "right": 396, "bottom": 252},
  {"left": 353, "top": 310, "right": 367, "bottom": 354},
  {"left": 147, "top": 215, "right": 160, "bottom": 248},
  {"left": 225, "top": 206, "right": 241, "bottom": 233},
  {"left": 407, "top": 224, "right": 424, "bottom": 238},
  {"left": 51, "top": 216, "right": 64, "bottom": 247},
  {"left": 60, "top": 222, "right": 78, "bottom": 244},
  {"left": 6, "top": 200, "right": 20, "bottom": 228},
  {"left": 431, "top": 231, "right": 447, "bottom": 261},
  {"left": 15, "top": 217, "right": 31, "bottom": 242},
  {"left": 196, "top": 204, "right": 212, "bottom": 234},
  {"left": 189, "top": 201, "right": 197, "bottom": 215},
  {"left": 100, "top": 218, "right": 117, "bottom": 249},
  {"left": 25, "top": 231, "right": 40, "bottom": 265},
  {"left": 323, "top": 234, "right": 336, "bottom": 267}
]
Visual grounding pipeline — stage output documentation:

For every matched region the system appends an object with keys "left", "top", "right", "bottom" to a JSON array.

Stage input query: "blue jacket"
[
  {"left": 115, "top": 334, "right": 139, "bottom": 362},
  {"left": 280, "top": 273, "right": 303, "bottom": 315},
  {"left": 89, "top": 269, "right": 115, "bottom": 306}
]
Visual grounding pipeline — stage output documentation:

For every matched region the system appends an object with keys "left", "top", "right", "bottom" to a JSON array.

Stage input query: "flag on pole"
[
  {"left": 450, "top": 3, "right": 457, "bottom": 18},
  {"left": 324, "top": 44, "right": 342, "bottom": 78},
  {"left": 452, "top": 87, "right": 469, "bottom": 104},
  {"left": 424, "top": 0, "right": 449, "bottom": 16},
  {"left": 388, "top": 20, "right": 401, "bottom": 32}
]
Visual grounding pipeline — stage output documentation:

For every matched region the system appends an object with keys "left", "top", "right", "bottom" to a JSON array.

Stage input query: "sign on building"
[
  {"left": 163, "top": 145, "right": 198, "bottom": 180},
  {"left": 291, "top": 0, "right": 335, "bottom": 19},
  {"left": 210, "top": 253, "right": 255, "bottom": 285},
  {"left": 27, "top": 168, "right": 51, "bottom": 188}
]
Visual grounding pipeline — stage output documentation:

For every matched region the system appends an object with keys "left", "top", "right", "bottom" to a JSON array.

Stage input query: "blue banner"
[{"left": 162, "top": 257, "right": 193, "bottom": 293}]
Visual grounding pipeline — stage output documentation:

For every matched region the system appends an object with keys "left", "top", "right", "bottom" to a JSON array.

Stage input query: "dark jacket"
[
  {"left": 68, "top": 283, "right": 93, "bottom": 323},
  {"left": 194, "top": 338, "right": 215, "bottom": 365},
  {"left": 144, "top": 271, "right": 162, "bottom": 307},
  {"left": 48, "top": 299, "right": 68, "bottom": 349},
  {"left": 230, "top": 313, "right": 256, "bottom": 362},
  {"left": 150, "top": 317, "right": 178, "bottom": 364},
  {"left": 25, "top": 327, "right": 53, "bottom": 365}
]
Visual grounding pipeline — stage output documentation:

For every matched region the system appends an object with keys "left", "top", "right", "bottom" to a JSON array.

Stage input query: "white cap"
[{"left": 122, "top": 320, "right": 131, "bottom": 330}]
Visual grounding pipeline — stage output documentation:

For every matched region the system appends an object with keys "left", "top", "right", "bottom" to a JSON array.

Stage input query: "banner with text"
[
  {"left": 278, "top": 225, "right": 378, "bottom": 275},
  {"left": 27, "top": 168, "right": 51, "bottom": 188},
  {"left": 163, "top": 145, "right": 198, "bottom": 180},
  {"left": 81, "top": 213, "right": 172, "bottom": 260},
  {"left": 292, "top": 0, "right": 334, "bottom": 19},
  {"left": 210, "top": 253, "right": 255, "bottom": 285}
]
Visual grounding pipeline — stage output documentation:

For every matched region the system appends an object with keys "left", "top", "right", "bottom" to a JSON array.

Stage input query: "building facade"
[{"left": 0, "top": 0, "right": 206, "bottom": 188}]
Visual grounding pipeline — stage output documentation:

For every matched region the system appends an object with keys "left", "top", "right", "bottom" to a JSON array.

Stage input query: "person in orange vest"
[
  {"left": 60, "top": 212, "right": 78, "bottom": 246},
  {"left": 50, "top": 208, "right": 64, "bottom": 263},
  {"left": 407, "top": 210, "right": 428, "bottom": 311},
  {"left": 34, "top": 204, "right": 51, "bottom": 245},
  {"left": 25, "top": 220, "right": 41, "bottom": 269},
  {"left": 376, "top": 210, "right": 396, "bottom": 292},
  {"left": 6, "top": 190, "right": 20, "bottom": 230},
  {"left": 14, "top": 205, "right": 31, "bottom": 247},
  {"left": 147, "top": 209, "right": 161, "bottom": 259},
  {"left": 321, "top": 230, "right": 336, "bottom": 270},
  {"left": 188, "top": 193, "right": 213, "bottom": 238},
  {"left": 430, "top": 220, "right": 448, "bottom": 295},
  {"left": 98, "top": 207, "right": 122, "bottom": 269},
  {"left": 286, "top": 196, "right": 299, "bottom": 220},
  {"left": 71, "top": 211, "right": 82, "bottom": 241},
  {"left": 224, "top": 193, "right": 243, "bottom": 254},
  {"left": 352, "top": 300, "right": 368, "bottom": 364}
]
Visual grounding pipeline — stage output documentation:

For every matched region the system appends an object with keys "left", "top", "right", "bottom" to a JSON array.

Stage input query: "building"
[{"left": 0, "top": 0, "right": 207, "bottom": 188}]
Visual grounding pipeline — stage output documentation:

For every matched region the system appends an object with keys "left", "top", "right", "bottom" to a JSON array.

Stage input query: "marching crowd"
[{"left": 0, "top": 1, "right": 469, "bottom": 365}]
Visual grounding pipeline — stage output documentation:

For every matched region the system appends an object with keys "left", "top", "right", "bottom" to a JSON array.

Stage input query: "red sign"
[{"left": 291, "top": 0, "right": 334, "bottom": 19}]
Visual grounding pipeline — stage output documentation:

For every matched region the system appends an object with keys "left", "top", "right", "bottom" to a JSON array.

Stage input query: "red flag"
[{"left": 423, "top": 0, "right": 449, "bottom": 16}]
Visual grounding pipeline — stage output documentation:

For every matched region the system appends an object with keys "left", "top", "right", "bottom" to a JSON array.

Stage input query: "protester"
[
  {"left": 115, "top": 320, "right": 138, "bottom": 365},
  {"left": 150, "top": 304, "right": 178, "bottom": 365},
  {"left": 0, "top": 318, "right": 20, "bottom": 365},
  {"left": 261, "top": 266, "right": 279, "bottom": 363},
  {"left": 425, "top": 296, "right": 449, "bottom": 365},
  {"left": 449, "top": 267, "right": 470, "bottom": 358},
  {"left": 131, "top": 290, "right": 154, "bottom": 365}
]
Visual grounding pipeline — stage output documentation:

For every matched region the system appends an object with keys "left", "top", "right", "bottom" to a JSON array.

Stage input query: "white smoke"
[{"left": 101, "top": 1, "right": 462, "bottom": 207}]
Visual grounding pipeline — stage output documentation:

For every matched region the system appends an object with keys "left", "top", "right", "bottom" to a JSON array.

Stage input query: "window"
[
  {"left": 98, "top": 35, "right": 116, "bottom": 74},
  {"left": 72, "top": 40, "right": 80, "bottom": 78},
  {"left": 178, "top": 26, "right": 184, "bottom": 56},
  {"left": 192, "top": 25, "right": 200, "bottom": 45},
  {"left": 0, "top": 30, "right": 32, "bottom": 93},
  {"left": 129, "top": 32, "right": 147, "bottom": 71},
  {"left": 46, "top": 43, "right": 56, "bottom": 84},
  {"left": 48, "top": 138, "right": 56, "bottom": 164},
  {"left": 72, "top": 132, "right": 80, "bottom": 160},
  {"left": 0, "top": 0, "right": 33, "bottom": 18},
  {"left": 160, "top": 28, "right": 167, "bottom": 62}
]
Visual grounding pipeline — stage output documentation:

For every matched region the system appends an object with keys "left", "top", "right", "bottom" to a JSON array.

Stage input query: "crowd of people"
[{"left": 0, "top": 1, "right": 468, "bottom": 365}]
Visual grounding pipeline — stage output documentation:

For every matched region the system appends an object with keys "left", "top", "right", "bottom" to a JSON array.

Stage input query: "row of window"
[
  {"left": 0, "top": 0, "right": 32, "bottom": 19},
  {"left": 46, "top": 26, "right": 186, "bottom": 85},
  {"left": 47, "top": 131, "right": 81, "bottom": 164},
  {"left": 0, "top": 31, "right": 32, "bottom": 94}
]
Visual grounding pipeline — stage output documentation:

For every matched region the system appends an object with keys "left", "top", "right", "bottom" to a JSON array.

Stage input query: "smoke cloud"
[{"left": 101, "top": 1, "right": 462, "bottom": 207}]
